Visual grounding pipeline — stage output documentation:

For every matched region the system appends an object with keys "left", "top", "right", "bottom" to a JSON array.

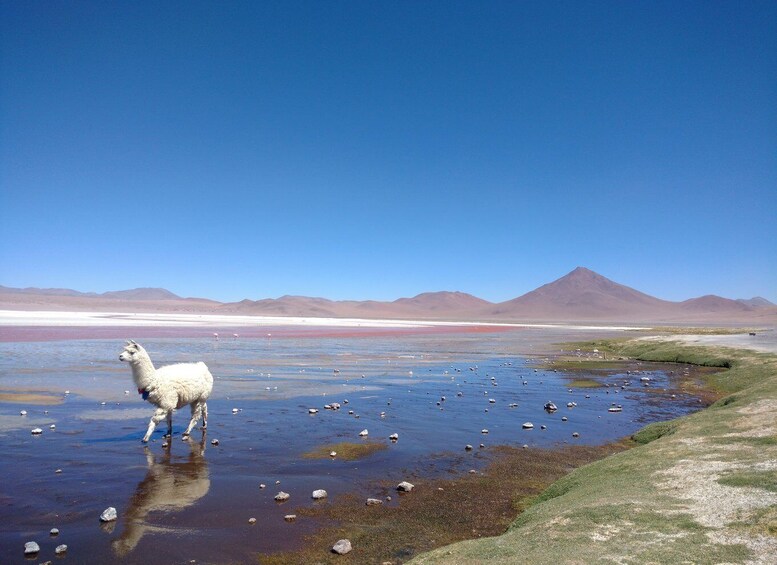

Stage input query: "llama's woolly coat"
[{"left": 120, "top": 341, "right": 213, "bottom": 442}]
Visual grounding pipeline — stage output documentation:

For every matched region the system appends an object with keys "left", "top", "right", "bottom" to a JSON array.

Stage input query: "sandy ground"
[{"left": 640, "top": 333, "right": 777, "bottom": 354}]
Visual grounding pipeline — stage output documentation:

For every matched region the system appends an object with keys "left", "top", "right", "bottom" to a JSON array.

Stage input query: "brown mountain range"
[{"left": 1, "top": 268, "right": 775, "bottom": 324}]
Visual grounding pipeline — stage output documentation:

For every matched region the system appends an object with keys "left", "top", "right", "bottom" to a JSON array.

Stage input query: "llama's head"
[{"left": 119, "top": 340, "right": 145, "bottom": 362}]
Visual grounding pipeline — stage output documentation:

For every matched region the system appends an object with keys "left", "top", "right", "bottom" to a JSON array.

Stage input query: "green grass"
[
  {"left": 566, "top": 378, "right": 604, "bottom": 388},
  {"left": 410, "top": 338, "right": 777, "bottom": 564}
]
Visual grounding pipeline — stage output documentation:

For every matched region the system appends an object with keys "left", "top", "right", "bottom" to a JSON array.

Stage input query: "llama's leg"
[
  {"left": 202, "top": 402, "right": 208, "bottom": 429},
  {"left": 165, "top": 411, "right": 173, "bottom": 438},
  {"left": 182, "top": 402, "right": 202, "bottom": 438},
  {"left": 143, "top": 408, "right": 168, "bottom": 443}
]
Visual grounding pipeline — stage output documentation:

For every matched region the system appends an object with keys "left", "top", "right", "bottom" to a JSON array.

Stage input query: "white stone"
[
  {"left": 100, "top": 507, "right": 117, "bottom": 522},
  {"left": 275, "top": 491, "right": 290, "bottom": 501},
  {"left": 332, "top": 539, "right": 352, "bottom": 555},
  {"left": 24, "top": 541, "right": 39, "bottom": 555},
  {"left": 389, "top": 433, "right": 398, "bottom": 440},
  {"left": 366, "top": 498, "right": 383, "bottom": 506},
  {"left": 481, "top": 429, "right": 488, "bottom": 434},
  {"left": 232, "top": 408, "right": 239, "bottom": 413},
  {"left": 20, "top": 410, "right": 27, "bottom": 416},
  {"left": 359, "top": 429, "right": 368, "bottom": 437},
  {"left": 312, "top": 489, "right": 328, "bottom": 500},
  {"left": 50, "top": 424, "right": 56, "bottom": 429},
  {"left": 50, "top": 528, "right": 59, "bottom": 535},
  {"left": 248, "top": 517, "right": 256, "bottom": 524},
  {"left": 55, "top": 544, "right": 68, "bottom": 554},
  {"left": 329, "top": 451, "right": 337, "bottom": 457},
  {"left": 284, "top": 514, "right": 297, "bottom": 522},
  {"left": 31, "top": 428, "right": 43, "bottom": 435},
  {"left": 522, "top": 422, "right": 534, "bottom": 429},
  {"left": 308, "top": 408, "right": 319, "bottom": 414},
  {"left": 397, "top": 481, "right": 414, "bottom": 492}
]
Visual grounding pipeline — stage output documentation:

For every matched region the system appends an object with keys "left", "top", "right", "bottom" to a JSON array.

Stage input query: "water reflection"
[{"left": 112, "top": 436, "right": 209, "bottom": 556}]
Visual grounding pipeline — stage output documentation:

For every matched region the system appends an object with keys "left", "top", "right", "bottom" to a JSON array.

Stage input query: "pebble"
[
  {"left": 259, "top": 483, "right": 266, "bottom": 489},
  {"left": 100, "top": 507, "right": 118, "bottom": 522},
  {"left": 522, "top": 422, "right": 534, "bottom": 429},
  {"left": 540, "top": 425, "right": 547, "bottom": 430},
  {"left": 366, "top": 498, "right": 383, "bottom": 506},
  {"left": 359, "top": 429, "right": 368, "bottom": 437},
  {"left": 211, "top": 439, "right": 219, "bottom": 446},
  {"left": 24, "top": 541, "right": 39, "bottom": 555},
  {"left": 284, "top": 514, "right": 297, "bottom": 522},
  {"left": 275, "top": 491, "right": 290, "bottom": 502},
  {"left": 312, "top": 489, "right": 328, "bottom": 500},
  {"left": 31, "top": 428, "right": 43, "bottom": 435},
  {"left": 389, "top": 433, "right": 398, "bottom": 441},
  {"left": 55, "top": 469, "right": 62, "bottom": 474},
  {"left": 572, "top": 432, "right": 580, "bottom": 438},
  {"left": 232, "top": 408, "right": 240, "bottom": 413},
  {"left": 397, "top": 481, "right": 414, "bottom": 492},
  {"left": 248, "top": 517, "right": 256, "bottom": 524},
  {"left": 55, "top": 544, "right": 68, "bottom": 554},
  {"left": 561, "top": 417, "right": 568, "bottom": 422},
  {"left": 20, "top": 410, "right": 27, "bottom": 416},
  {"left": 329, "top": 451, "right": 337, "bottom": 457},
  {"left": 308, "top": 408, "right": 319, "bottom": 414},
  {"left": 332, "top": 539, "right": 353, "bottom": 555},
  {"left": 50, "top": 528, "right": 59, "bottom": 536},
  {"left": 50, "top": 424, "right": 56, "bottom": 429},
  {"left": 481, "top": 429, "right": 489, "bottom": 434}
]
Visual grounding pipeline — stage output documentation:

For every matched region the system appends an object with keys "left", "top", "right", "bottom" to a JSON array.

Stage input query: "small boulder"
[
  {"left": 31, "top": 428, "right": 43, "bottom": 435},
  {"left": 100, "top": 507, "right": 117, "bottom": 522},
  {"left": 308, "top": 408, "right": 319, "bottom": 414},
  {"left": 55, "top": 544, "right": 68, "bottom": 555},
  {"left": 359, "top": 429, "right": 368, "bottom": 437},
  {"left": 50, "top": 528, "right": 59, "bottom": 536},
  {"left": 522, "top": 422, "right": 534, "bottom": 429},
  {"left": 312, "top": 489, "right": 328, "bottom": 500},
  {"left": 332, "top": 539, "right": 353, "bottom": 555},
  {"left": 397, "top": 481, "right": 414, "bottom": 492},
  {"left": 284, "top": 514, "right": 297, "bottom": 522},
  {"left": 248, "top": 517, "right": 256, "bottom": 524},
  {"left": 366, "top": 498, "right": 383, "bottom": 506},
  {"left": 24, "top": 541, "right": 40, "bottom": 555},
  {"left": 274, "top": 491, "right": 290, "bottom": 502}
]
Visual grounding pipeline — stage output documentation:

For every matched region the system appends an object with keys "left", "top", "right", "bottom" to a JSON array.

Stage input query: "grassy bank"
[{"left": 410, "top": 340, "right": 777, "bottom": 564}]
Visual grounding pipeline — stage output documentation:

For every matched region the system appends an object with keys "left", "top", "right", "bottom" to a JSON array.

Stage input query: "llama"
[{"left": 119, "top": 340, "right": 213, "bottom": 442}]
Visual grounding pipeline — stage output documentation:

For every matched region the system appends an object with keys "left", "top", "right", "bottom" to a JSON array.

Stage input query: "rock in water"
[
  {"left": 100, "top": 507, "right": 117, "bottom": 522},
  {"left": 332, "top": 539, "right": 352, "bottom": 555},
  {"left": 522, "top": 422, "right": 534, "bottom": 429},
  {"left": 50, "top": 528, "right": 59, "bottom": 536},
  {"left": 359, "top": 429, "right": 368, "bottom": 437},
  {"left": 312, "top": 489, "right": 328, "bottom": 500},
  {"left": 24, "top": 541, "right": 40, "bottom": 555},
  {"left": 274, "top": 491, "right": 290, "bottom": 502},
  {"left": 55, "top": 544, "right": 68, "bottom": 554},
  {"left": 366, "top": 498, "right": 383, "bottom": 506},
  {"left": 397, "top": 481, "right": 414, "bottom": 492},
  {"left": 31, "top": 428, "right": 43, "bottom": 435}
]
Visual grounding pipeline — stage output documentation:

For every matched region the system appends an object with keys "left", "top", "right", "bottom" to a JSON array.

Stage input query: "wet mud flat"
[{"left": 0, "top": 329, "right": 713, "bottom": 563}]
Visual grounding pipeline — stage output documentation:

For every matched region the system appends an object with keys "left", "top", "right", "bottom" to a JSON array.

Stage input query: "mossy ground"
[
  {"left": 411, "top": 339, "right": 777, "bottom": 564},
  {"left": 301, "top": 441, "right": 388, "bottom": 461}
]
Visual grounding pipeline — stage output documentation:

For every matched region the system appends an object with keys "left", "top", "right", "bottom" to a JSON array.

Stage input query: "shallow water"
[{"left": 0, "top": 329, "right": 706, "bottom": 563}]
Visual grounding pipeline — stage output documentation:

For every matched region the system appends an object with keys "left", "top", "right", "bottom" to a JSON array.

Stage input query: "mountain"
[
  {"left": 1, "top": 270, "right": 775, "bottom": 323},
  {"left": 737, "top": 297, "right": 775, "bottom": 308},
  {"left": 487, "top": 267, "right": 669, "bottom": 320}
]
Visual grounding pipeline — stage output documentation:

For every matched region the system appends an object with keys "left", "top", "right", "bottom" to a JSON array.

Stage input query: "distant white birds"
[{"left": 213, "top": 333, "right": 219, "bottom": 340}]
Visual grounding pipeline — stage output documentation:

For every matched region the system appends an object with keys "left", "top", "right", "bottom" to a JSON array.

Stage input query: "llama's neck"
[{"left": 130, "top": 353, "right": 157, "bottom": 390}]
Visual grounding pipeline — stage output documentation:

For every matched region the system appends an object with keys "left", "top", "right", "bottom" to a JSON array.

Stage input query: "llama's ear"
[{"left": 130, "top": 340, "right": 137, "bottom": 345}]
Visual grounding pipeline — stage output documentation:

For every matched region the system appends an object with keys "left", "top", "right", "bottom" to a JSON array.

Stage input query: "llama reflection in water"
[{"left": 112, "top": 436, "right": 210, "bottom": 556}]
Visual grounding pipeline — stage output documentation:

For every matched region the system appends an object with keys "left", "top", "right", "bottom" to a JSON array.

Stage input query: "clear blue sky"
[{"left": 1, "top": 1, "right": 775, "bottom": 303}]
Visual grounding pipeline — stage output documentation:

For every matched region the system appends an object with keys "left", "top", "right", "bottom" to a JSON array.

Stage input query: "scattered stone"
[
  {"left": 308, "top": 408, "right": 319, "bottom": 414},
  {"left": 608, "top": 406, "right": 623, "bottom": 413},
  {"left": 465, "top": 444, "right": 473, "bottom": 451},
  {"left": 162, "top": 442, "right": 168, "bottom": 447},
  {"left": 544, "top": 401, "right": 558, "bottom": 412},
  {"left": 50, "top": 424, "right": 56, "bottom": 429},
  {"left": 479, "top": 443, "right": 485, "bottom": 448},
  {"left": 100, "top": 507, "right": 117, "bottom": 522},
  {"left": 55, "top": 469, "right": 62, "bottom": 474},
  {"left": 232, "top": 408, "right": 240, "bottom": 413},
  {"left": 31, "top": 428, "right": 43, "bottom": 435},
  {"left": 211, "top": 439, "right": 219, "bottom": 446},
  {"left": 366, "top": 498, "right": 383, "bottom": 506},
  {"left": 248, "top": 517, "right": 256, "bottom": 524},
  {"left": 259, "top": 483, "right": 266, "bottom": 489},
  {"left": 397, "top": 481, "right": 414, "bottom": 492},
  {"left": 469, "top": 469, "right": 477, "bottom": 474},
  {"left": 329, "top": 451, "right": 337, "bottom": 457},
  {"left": 55, "top": 544, "right": 68, "bottom": 555},
  {"left": 481, "top": 429, "right": 489, "bottom": 434},
  {"left": 312, "top": 489, "right": 328, "bottom": 500},
  {"left": 522, "top": 444, "right": 529, "bottom": 449},
  {"left": 359, "top": 429, "right": 368, "bottom": 437},
  {"left": 332, "top": 539, "right": 352, "bottom": 555},
  {"left": 540, "top": 425, "right": 547, "bottom": 430},
  {"left": 389, "top": 433, "right": 399, "bottom": 441},
  {"left": 488, "top": 398, "right": 496, "bottom": 403},
  {"left": 572, "top": 432, "right": 580, "bottom": 438},
  {"left": 522, "top": 422, "right": 534, "bottom": 429},
  {"left": 24, "top": 541, "right": 40, "bottom": 555},
  {"left": 50, "top": 528, "right": 59, "bottom": 536},
  {"left": 284, "top": 514, "right": 297, "bottom": 522},
  {"left": 561, "top": 416, "right": 568, "bottom": 422},
  {"left": 275, "top": 491, "right": 290, "bottom": 502},
  {"left": 20, "top": 410, "right": 27, "bottom": 416}
]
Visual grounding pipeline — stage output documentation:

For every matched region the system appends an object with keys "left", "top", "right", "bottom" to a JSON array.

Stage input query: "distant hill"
[
  {"left": 1, "top": 270, "right": 775, "bottom": 323},
  {"left": 737, "top": 297, "right": 775, "bottom": 308}
]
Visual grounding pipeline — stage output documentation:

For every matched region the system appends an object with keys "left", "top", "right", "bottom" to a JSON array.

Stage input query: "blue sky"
[{"left": 1, "top": 1, "right": 775, "bottom": 303}]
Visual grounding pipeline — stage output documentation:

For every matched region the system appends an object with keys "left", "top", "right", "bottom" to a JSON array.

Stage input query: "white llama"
[{"left": 119, "top": 340, "right": 213, "bottom": 442}]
